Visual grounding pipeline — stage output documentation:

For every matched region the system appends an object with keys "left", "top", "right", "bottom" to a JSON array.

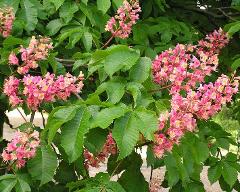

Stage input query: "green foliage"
[{"left": 0, "top": 0, "right": 240, "bottom": 191}]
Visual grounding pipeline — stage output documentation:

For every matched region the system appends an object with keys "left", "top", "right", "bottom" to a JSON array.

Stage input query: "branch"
[
  {"left": 55, "top": 57, "right": 75, "bottom": 63},
  {"left": 217, "top": 8, "right": 238, "bottom": 21},
  {"left": 171, "top": 5, "right": 224, "bottom": 18},
  {"left": 171, "top": 4, "right": 240, "bottom": 19}
]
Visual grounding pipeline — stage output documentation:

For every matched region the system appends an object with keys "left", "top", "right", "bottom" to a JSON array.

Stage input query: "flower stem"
[
  {"left": 30, "top": 111, "right": 35, "bottom": 123},
  {"left": 101, "top": 35, "right": 114, "bottom": 49}
]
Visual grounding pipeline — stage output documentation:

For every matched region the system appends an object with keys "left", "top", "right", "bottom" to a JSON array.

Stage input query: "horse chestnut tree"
[{"left": 0, "top": 0, "right": 240, "bottom": 191}]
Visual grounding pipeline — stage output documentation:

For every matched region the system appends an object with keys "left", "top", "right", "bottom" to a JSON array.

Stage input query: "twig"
[
  {"left": 17, "top": 108, "right": 27, "bottom": 123},
  {"left": 41, "top": 111, "right": 46, "bottom": 128},
  {"left": 30, "top": 111, "right": 35, "bottom": 123},
  {"left": 217, "top": 8, "right": 238, "bottom": 21},
  {"left": 148, "top": 84, "right": 172, "bottom": 93}
]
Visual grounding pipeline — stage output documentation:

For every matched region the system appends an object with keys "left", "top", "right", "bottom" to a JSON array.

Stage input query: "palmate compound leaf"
[
  {"left": 61, "top": 105, "right": 91, "bottom": 162},
  {"left": 27, "top": 145, "right": 58, "bottom": 186}
]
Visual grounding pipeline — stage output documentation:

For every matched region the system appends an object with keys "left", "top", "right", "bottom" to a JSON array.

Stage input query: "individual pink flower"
[
  {"left": 8, "top": 52, "right": 19, "bottom": 65},
  {"left": 1, "top": 130, "right": 40, "bottom": 169},
  {"left": 105, "top": 0, "right": 141, "bottom": 39}
]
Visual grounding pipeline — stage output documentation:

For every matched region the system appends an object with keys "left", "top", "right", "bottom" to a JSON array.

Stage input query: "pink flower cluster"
[
  {"left": 4, "top": 72, "right": 84, "bottom": 110},
  {"left": 152, "top": 29, "right": 240, "bottom": 158},
  {"left": 105, "top": 0, "right": 141, "bottom": 39},
  {"left": 84, "top": 133, "right": 117, "bottom": 169},
  {"left": 152, "top": 29, "right": 229, "bottom": 94},
  {"left": 0, "top": 7, "right": 14, "bottom": 37},
  {"left": 2, "top": 130, "right": 40, "bottom": 168},
  {"left": 9, "top": 36, "right": 53, "bottom": 74}
]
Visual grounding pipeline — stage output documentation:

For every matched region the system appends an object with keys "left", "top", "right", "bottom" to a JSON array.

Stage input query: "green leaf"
[
  {"left": 84, "top": 128, "right": 108, "bottom": 155},
  {"left": 126, "top": 82, "right": 142, "bottom": 107},
  {"left": 106, "top": 81, "right": 125, "bottom": 104},
  {"left": 118, "top": 153, "right": 148, "bottom": 192},
  {"left": 208, "top": 164, "right": 222, "bottom": 184},
  {"left": 49, "top": 0, "right": 65, "bottom": 10},
  {"left": 129, "top": 57, "right": 151, "bottom": 83},
  {"left": 112, "top": 112, "right": 140, "bottom": 159},
  {"left": 3, "top": 37, "right": 25, "bottom": 48},
  {"left": 192, "top": 142, "right": 209, "bottom": 164},
  {"left": 227, "top": 21, "right": 240, "bottom": 36},
  {"left": 155, "top": 99, "right": 171, "bottom": 114},
  {"left": 164, "top": 154, "right": 179, "bottom": 187},
  {"left": 112, "top": 0, "right": 123, "bottom": 7},
  {"left": 58, "top": 27, "right": 83, "bottom": 43},
  {"left": 185, "top": 181, "right": 205, "bottom": 192},
  {"left": 0, "top": 0, "right": 20, "bottom": 12},
  {"left": 82, "top": 31, "right": 93, "bottom": 51},
  {"left": 231, "top": 58, "right": 240, "bottom": 71},
  {"left": 55, "top": 161, "right": 77, "bottom": 184},
  {"left": 135, "top": 108, "right": 158, "bottom": 140},
  {"left": 0, "top": 179, "right": 17, "bottom": 192},
  {"left": 28, "top": 145, "right": 58, "bottom": 186},
  {"left": 94, "top": 79, "right": 126, "bottom": 104},
  {"left": 104, "top": 49, "right": 139, "bottom": 77},
  {"left": 61, "top": 106, "right": 91, "bottom": 162},
  {"left": 91, "top": 105, "right": 129, "bottom": 129},
  {"left": 73, "top": 60, "right": 86, "bottom": 71},
  {"left": 222, "top": 161, "right": 238, "bottom": 187},
  {"left": 15, "top": 179, "right": 31, "bottom": 192},
  {"left": 0, "top": 175, "right": 16, "bottom": 181},
  {"left": 47, "top": 106, "right": 78, "bottom": 143},
  {"left": 46, "top": 19, "right": 64, "bottom": 36},
  {"left": 19, "top": 0, "right": 38, "bottom": 32},
  {"left": 59, "top": 1, "right": 78, "bottom": 23},
  {"left": 97, "top": 0, "right": 111, "bottom": 14}
]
